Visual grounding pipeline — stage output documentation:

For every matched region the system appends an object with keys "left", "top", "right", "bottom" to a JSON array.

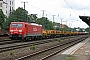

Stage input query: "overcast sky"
[{"left": 15, "top": 0, "right": 90, "bottom": 28}]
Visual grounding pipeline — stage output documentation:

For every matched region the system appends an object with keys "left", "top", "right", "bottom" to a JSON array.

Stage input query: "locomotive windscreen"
[{"left": 12, "top": 24, "right": 22, "bottom": 28}]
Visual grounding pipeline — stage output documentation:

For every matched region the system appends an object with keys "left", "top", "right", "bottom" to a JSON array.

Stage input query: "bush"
[
  {"left": 10, "top": 51, "right": 14, "bottom": 56},
  {"left": 58, "top": 38, "right": 61, "bottom": 42},
  {"left": 30, "top": 45, "right": 36, "bottom": 50}
]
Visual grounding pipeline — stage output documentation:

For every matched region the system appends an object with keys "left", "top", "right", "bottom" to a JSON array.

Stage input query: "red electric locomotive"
[{"left": 9, "top": 22, "right": 42, "bottom": 41}]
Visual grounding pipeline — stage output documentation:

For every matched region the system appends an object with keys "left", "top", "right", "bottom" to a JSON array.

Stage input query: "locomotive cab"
[{"left": 9, "top": 22, "right": 26, "bottom": 40}]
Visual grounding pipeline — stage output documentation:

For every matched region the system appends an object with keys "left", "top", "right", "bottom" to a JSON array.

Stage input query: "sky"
[{"left": 15, "top": 0, "right": 90, "bottom": 28}]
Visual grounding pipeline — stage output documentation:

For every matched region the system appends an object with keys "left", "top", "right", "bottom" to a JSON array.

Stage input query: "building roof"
[{"left": 79, "top": 16, "right": 90, "bottom": 26}]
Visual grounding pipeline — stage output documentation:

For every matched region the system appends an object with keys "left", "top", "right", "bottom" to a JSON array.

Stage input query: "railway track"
[
  {"left": 0, "top": 33, "right": 9, "bottom": 37},
  {"left": 0, "top": 35, "right": 77, "bottom": 45},
  {"left": 0, "top": 35, "right": 89, "bottom": 60},
  {"left": 0, "top": 35, "right": 85, "bottom": 53},
  {"left": 15, "top": 36, "right": 88, "bottom": 60},
  {"left": 0, "top": 35, "right": 85, "bottom": 45},
  {"left": 0, "top": 39, "right": 21, "bottom": 45}
]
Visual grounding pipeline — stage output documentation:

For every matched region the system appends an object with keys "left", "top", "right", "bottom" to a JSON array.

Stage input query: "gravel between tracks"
[
  {"left": 0, "top": 35, "right": 88, "bottom": 60},
  {"left": 0, "top": 38, "right": 67, "bottom": 60},
  {"left": 0, "top": 37, "right": 9, "bottom": 40}
]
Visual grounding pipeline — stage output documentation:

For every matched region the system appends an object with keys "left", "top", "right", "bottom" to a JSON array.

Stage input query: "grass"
[
  {"left": 65, "top": 55, "right": 74, "bottom": 60},
  {"left": 1, "top": 52, "right": 4, "bottom": 56},
  {"left": 30, "top": 45, "right": 36, "bottom": 50},
  {"left": 57, "top": 38, "right": 61, "bottom": 42},
  {"left": 10, "top": 51, "right": 14, "bottom": 56},
  {"left": 68, "top": 38, "right": 71, "bottom": 40}
]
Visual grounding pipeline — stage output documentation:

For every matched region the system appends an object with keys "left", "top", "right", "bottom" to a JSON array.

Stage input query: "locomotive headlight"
[
  {"left": 10, "top": 30, "right": 13, "bottom": 32},
  {"left": 19, "top": 30, "right": 22, "bottom": 32}
]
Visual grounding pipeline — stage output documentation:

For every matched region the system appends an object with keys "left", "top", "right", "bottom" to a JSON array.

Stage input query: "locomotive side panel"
[{"left": 26, "top": 23, "right": 42, "bottom": 36}]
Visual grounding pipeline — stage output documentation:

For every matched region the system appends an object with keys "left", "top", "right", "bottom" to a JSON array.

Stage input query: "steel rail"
[{"left": 15, "top": 36, "right": 88, "bottom": 60}]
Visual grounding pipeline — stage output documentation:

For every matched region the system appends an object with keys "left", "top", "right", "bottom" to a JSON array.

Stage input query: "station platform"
[{"left": 46, "top": 37, "right": 90, "bottom": 60}]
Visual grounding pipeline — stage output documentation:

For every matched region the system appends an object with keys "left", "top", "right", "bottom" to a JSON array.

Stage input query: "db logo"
[{"left": 33, "top": 27, "right": 37, "bottom": 31}]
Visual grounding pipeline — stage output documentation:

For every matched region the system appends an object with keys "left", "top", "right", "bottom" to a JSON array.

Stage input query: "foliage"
[
  {"left": 65, "top": 55, "right": 74, "bottom": 60},
  {"left": 58, "top": 25, "right": 71, "bottom": 31},
  {"left": 56, "top": 27, "right": 60, "bottom": 30},
  {"left": 36, "top": 17, "right": 54, "bottom": 30},
  {"left": 85, "top": 27, "right": 90, "bottom": 35},
  {"left": 2, "top": 22, "right": 7, "bottom": 31},
  {"left": 72, "top": 28, "right": 77, "bottom": 32},
  {"left": 30, "top": 45, "right": 36, "bottom": 50},
  {"left": 0, "top": 9, "right": 5, "bottom": 29},
  {"left": 85, "top": 27, "right": 90, "bottom": 32},
  {"left": 1, "top": 52, "right": 4, "bottom": 56},
  {"left": 63, "top": 25, "right": 70, "bottom": 31},
  {"left": 6, "top": 7, "right": 28, "bottom": 26},
  {"left": 28, "top": 14, "right": 38, "bottom": 23},
  {"left": 57, "top": 38, "right": 61, "bottom": 42},
  {"left": 4, "top": 7, "right": 54, "bottom": 30},
  {"left": 78, "top": 28, "right": 84, "bottom": 32},
  {"left": 10, "top": 51, "right": 14, "bottom": 56}
]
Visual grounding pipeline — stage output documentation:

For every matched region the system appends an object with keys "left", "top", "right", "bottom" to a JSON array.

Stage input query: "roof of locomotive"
[
  {"left": 10, "top": 22, "right": 42, "bottom": 26},
  {"left": 11, "top": 22, "right": 26, "bottom": 24}
]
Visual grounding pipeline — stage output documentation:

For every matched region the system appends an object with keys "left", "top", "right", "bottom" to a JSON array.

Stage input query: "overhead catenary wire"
[
  {"left": 17, "top": 0, "right": 80, "bottom": 17},
  {"left": 17, "top": 0, "right": 59, "bottom": 17},
  {"left": 63, "top": 0, "right": 79, "bottom": 16},
  {"left": 17, "top": 0, "right": 76, "bottom": 19},
  {"left": 17, "top": 0, "right": 79, "bottom": 22}
]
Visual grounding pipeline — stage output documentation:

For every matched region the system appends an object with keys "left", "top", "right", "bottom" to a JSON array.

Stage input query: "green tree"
[
  {"left": 85, "top": 27, "right": 89, "bottom": 32},
  {"left": 56, "top": 27, "right": 60, "bottom": 30},
  {"left": 72, "top": 28, "right": 77, "bottom": 32},
  {"left": 78, "top": 28, "right": 84, "bottom": 32},
  {"left": 85, "top": 27, "right": 90, "bottom": 34},
  {"left": 28, "top": 14, "right": 38, "bottom": 23},
  {"left": 6, "top": 7, "right": 28, "bottom": 26},
  {"left": 0, "top": 9, "right": 5, "bottom": 29},
  {"left": 60, "top": 25, "right": 70, "bottom": 31},
  {"left": 36, "top": 17, "right": 54, "bottom": 30}
]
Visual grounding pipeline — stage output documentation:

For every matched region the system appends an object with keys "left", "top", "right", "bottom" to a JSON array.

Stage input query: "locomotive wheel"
[
  {"left": 24, "top": 37, "right": 29, "bottom": 41},
  {"left": 11, "top": 38, "right": 14, "bottom": 40}
]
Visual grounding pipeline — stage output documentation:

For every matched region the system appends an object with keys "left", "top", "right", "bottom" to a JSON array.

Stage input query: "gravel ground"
[
  {"left": 73, "top": 55, "right": 89, "bottom": 60},
  {"left": 47, "top": 37, "right": 90, "bottom": 60},
  {"left": 0, "top": 38, "right": 66, "bottom": 60},
  {"left": 0, "top": 37, "right": 9, "bottom": 40},
  {"left": 0, "top": 36, "right": 87, "bottom": 60}
]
